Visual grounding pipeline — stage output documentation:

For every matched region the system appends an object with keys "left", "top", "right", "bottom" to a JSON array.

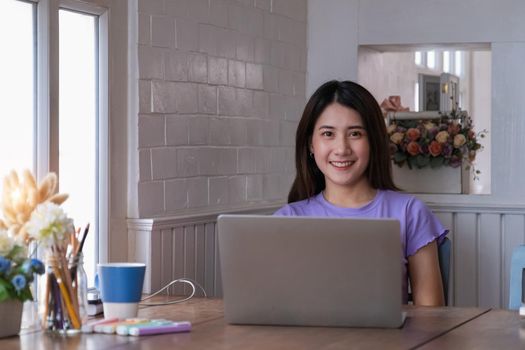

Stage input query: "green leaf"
[
  {"left": 430, "top": 157, "right": 444, "bottom": 168},
  {"left": 0, "top": 279, "right": 15, "bottom": 302},
  {"left": 17, "top": 287, "right": 33, "bottom": 302},
  {"left": 6, "top": 246, "right": 24, "bottom": 262},
  {"left": 407, "top": 156, "right": 416, "bottom": 169},
  {"left": 416, "top": 155, "right": 430, "bottom": 168},
  {"left": 393, "top": 152, "right": 407, "bottom": 163}
]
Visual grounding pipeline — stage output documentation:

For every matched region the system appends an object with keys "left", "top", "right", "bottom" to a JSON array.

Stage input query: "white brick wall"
[{"left": 136, "top": 0, "right": 307, "bottom": 217}]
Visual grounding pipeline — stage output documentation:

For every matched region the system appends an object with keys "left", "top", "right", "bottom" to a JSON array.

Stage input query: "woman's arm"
[{"left": 408, "top": 240, "right": 445, "bottom": 306}]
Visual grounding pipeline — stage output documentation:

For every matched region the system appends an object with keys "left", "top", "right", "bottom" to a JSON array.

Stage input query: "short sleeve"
[
  {"left": 405, "top": 197, "right": 448, "bottom": 257},
  {"left": 273, "top": 205, "right": 293, "bottom": 216}
]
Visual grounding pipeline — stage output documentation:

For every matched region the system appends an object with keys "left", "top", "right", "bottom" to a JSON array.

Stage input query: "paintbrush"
[{"left": 71, "top": 223, "right": 90, "bottom": 281}]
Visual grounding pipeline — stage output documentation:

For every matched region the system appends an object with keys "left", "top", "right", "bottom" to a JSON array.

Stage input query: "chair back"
[
  {"left": 509, "top": 245, "right": 525, "bottom": 310},
  {"left": 437, "top": 237, "right": 451, "bottom": 306}
]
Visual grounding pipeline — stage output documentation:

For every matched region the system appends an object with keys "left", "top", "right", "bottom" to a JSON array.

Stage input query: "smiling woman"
[{"left": 275, "top": 80, "right": 447, "bottom": 306}]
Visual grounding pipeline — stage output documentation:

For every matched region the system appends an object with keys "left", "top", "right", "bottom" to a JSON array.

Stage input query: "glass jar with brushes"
[{"left": 39, "top": 251, "right": 88, "bottom": 334}]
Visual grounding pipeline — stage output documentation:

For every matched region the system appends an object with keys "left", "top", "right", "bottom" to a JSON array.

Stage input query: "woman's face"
[{"left": 310, "top": 102, "right": 370, "bottom": 192}]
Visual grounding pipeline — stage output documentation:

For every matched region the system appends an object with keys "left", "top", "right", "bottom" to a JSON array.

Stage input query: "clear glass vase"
[{"left": 39, "top": 253, "right": 88, "bottom": 334}]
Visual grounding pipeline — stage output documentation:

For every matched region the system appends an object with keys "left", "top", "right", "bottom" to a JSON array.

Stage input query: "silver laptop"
[{"left": 218, "top": 214, "right": 405, "bottom": 328}]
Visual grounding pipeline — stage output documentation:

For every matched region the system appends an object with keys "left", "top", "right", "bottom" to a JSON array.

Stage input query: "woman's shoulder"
[
  {"left": 273, "top": 195, "right": 323, "bottom": 216},
  {"left": 380, "top": 190, "right": 433, "bottom": 216},
  {"left": 380, "top": 189, "right": 419, "bottom": 204},
  {"left": 379, "top": 190, "right": 431, "bottom": 212}
]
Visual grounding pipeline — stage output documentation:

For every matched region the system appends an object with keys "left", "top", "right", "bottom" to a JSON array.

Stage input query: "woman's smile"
[{"left": 329, "top": 160, "right": 355, "bottom": 169}]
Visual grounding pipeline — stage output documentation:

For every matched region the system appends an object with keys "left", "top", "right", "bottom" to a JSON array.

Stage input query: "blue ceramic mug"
[{"left": 97, "top": 263, "right": 146, "bottom": 319}]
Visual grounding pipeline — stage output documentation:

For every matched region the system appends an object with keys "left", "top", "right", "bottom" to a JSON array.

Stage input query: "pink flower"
[
  {"left": 435, "top": 131, "right": 449, "bottom": 144},
  {"left": 448, "top": 122, "right": 461, "bottom": 136},
  {"left": 406, "top": 141, "right": 421, "bottom": 156},
  {"left": 406, "top": 128, "right": 421, "bottom": 142},
  {"left": 428, "top": 141, "right": 443, "bottom": 157}
]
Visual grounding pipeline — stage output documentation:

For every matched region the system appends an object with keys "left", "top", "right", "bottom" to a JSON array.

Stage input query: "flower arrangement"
[
  {"left": 0, "top": 170, "right": 71, "bottom": 303},
  {"left": 0, "top": 230, "right": 44, "bottom": 302},
  {"left": 387, "top": 112, "right": 487, "bottom": 178}
]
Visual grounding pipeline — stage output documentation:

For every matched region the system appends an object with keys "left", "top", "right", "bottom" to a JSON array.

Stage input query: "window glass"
[
  {"left": 443, "top": 51, "right": 450, "bottom": 73},
  {"left": 455, "top": 51, "right": 463, "bottom": 76},
  {"left": 59, "top": 9, "right": 98, "bottom": 286},
  {"left": 414, "top": 51, "right": 422, "bottom": 65},
  {"left": 414, "top": 82, "right": 420, "bottom": 112},
  {"left": 0, "top": 0, "right": 35, "bottom": 184},
  {"left": 427, "top": 50, "right": 435, "bottom": 69}
]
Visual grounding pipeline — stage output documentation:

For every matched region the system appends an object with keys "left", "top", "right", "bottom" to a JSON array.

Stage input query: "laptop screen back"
[{"left": 218, "top": 215, "right": 403, "bottom": 328}]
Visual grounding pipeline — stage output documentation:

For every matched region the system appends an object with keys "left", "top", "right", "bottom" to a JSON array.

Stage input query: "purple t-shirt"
[{"left": 274, "top": 190, "right": 448, "bottom": 303}]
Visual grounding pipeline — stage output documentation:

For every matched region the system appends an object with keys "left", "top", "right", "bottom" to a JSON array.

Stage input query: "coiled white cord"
[{"left": 139, "top": 278, "right": 207, "bottom": 307}]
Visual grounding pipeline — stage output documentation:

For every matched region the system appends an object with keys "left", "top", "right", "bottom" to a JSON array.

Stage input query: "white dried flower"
[
  {"left": 0, "top": 228, "right": 14, "bottom": 256},
  {"left": 25, "top": 202, "right": 74, "bottom": 248}
]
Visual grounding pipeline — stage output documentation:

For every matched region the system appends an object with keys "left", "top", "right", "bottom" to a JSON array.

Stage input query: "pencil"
[
  {"left": 42, "top": 273, "right": 51, "bottom": 328},
  {"left": 50, "top": 257, "right": 81, "bottom": 329}
]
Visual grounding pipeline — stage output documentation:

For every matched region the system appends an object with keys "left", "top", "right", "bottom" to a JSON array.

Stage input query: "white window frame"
[{"left": 34, "top": 0, "right": 110, "bottom": 266}]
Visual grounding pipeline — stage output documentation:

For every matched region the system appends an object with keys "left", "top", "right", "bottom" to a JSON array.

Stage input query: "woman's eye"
[
  {"left": 349, "top": 131, "right": 362, "bottom": 138},
  {"left": 321, "top": 131, "right": 333, "bottom": 137}
]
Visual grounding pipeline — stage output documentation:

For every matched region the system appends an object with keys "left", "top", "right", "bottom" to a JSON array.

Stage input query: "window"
[
  {"left": 415, "top": 51, "right": 422, "bottom": 65},
  {"left": 0, "top": 0, "right": 35, "bottom": 181},
  {"left": 0, "top": 0, "right": 108, "bottom": 287},
  {"left": 59, "top": 9, "right": 99, "bottom": 287},
  {"left": 443, "top": 51, "right": 450, "bottom": 73},
  {"left": 427, "top": 50, "right": 436, "bottom": 69},
  {"left": 414, "top": 82, "right": 420, "bottom": 112},
  {"left": 455, "top": 51, "right": 463, "bottom": 76}
]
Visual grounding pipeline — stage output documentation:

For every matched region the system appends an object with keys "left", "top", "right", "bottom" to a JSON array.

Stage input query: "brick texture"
[{"left": 136, "top": 0, "right": 307, "bottom": 217}]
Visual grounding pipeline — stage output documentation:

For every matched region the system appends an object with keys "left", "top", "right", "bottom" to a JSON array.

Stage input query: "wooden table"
[{"left": 0, "top": 297, "right": 522, "bottom": 349}]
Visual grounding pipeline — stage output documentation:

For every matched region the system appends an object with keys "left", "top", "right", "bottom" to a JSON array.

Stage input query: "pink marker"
[{"left": 128, "top": 321, "right": 192, "bottom": 336}]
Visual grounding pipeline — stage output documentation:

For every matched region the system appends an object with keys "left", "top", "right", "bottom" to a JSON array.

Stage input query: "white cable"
[{"left": 139, "top": 278, "right": 207, "bottom": 307}]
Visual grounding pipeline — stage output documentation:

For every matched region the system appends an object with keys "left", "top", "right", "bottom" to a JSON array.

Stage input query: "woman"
[{"left": 275, "top": 80, "right": 447, "bottom": 306}]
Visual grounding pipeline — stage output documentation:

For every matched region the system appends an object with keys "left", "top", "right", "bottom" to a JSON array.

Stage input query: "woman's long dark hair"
[{"left": 287, "top": 80, "right": 398, "bottom": 203}]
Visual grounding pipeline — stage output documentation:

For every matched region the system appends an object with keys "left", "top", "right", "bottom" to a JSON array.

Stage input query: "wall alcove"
[{"left": 357, "top": 45, "right": 491, "bottom": 194}]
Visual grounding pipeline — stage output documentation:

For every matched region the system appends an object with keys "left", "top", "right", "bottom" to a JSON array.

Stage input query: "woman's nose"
[{"left": 334, "top": 136, "right": 351, "bottom": 155}]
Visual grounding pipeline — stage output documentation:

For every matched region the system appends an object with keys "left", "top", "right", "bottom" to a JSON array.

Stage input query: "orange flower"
[
  {"left": 406, "top": 128, "right": 421, "bottom": 141},
  {"left": 428, "top": 141, "right": 443, "bottom": 156},
  {"left": 406, "top": 141, "right": 421, "bottom": 156}
]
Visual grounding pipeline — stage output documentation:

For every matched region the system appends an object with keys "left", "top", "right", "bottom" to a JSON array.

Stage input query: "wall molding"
[
  {"left": 127, "top": 199, "right": 525, "bottom": 307},
  {"left": 428, "top": 202, "right": 525, "bottom": 214},
  {"left": 128, "top": 200, "right": 525, "bottom": 232},
  {"left": 127, "top": 203, "right": 281, "bottom": 231}
]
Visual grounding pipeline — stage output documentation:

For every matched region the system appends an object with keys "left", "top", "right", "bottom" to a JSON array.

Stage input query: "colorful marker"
[
  {"left": 116, "top": 319, "right": 173, "bottom": 336},
  {"left": 99, "top": 318, "right": 150, "bottom": 334},
  {"left": 128, "top": 321, "right": 192, "bottom": 336},
  {"left": 81, "top": 318, "right": 120, "bottom": 333}
]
